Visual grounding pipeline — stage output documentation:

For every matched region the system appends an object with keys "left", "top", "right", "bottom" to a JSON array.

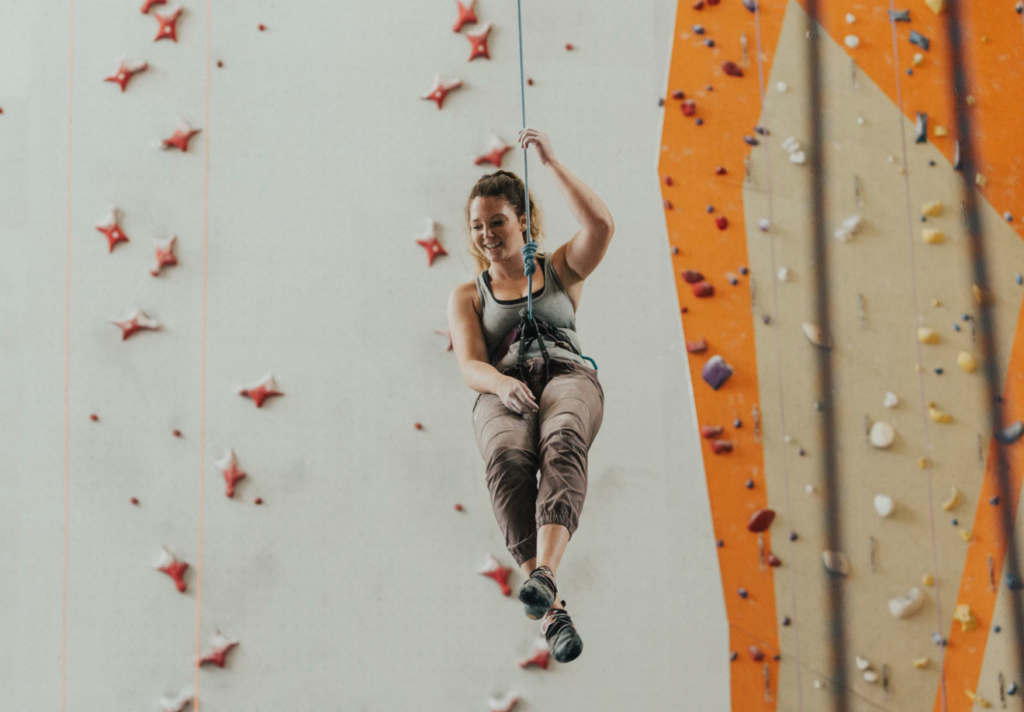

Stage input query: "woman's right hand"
[{"left": 495, "top": 376, "right": 539, "bottom": 414}]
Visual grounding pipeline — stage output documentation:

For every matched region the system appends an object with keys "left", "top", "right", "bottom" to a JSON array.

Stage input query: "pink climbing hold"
[
  {"left": 239, "top": 374, "right": 284, "bottom": 408},
  {"left": 150, "top": 236, "right": 178, "bottom": 276},
  {"left": 664, "top": 175, "right": 674, "bottom": 186},
  {"left": 254, "top": 497, "right": 263, "bottom": 505},
  {"left": 416, "top": 218, "right": 447, "bottom": 266},
  {"left": 715, "top": 216, "right": 729, "bottom": 230},
  {"left": 747, "top": 508, "right": 776, "bottom": 532},
  {"left": 153, "top": 5, "right": 183, "bottom": 42},
  {"left": 701, "top": 425, "right": 724, "bottom": 438},
  {"left": 130, "top": 497, "right": 139, "bottom": 505},
  {"left": 681, "top": 269, "right": 704, "bottom": 283},
  {"left": 693, "top": 0, "right": 704, "bottom": 8},
  {"left": 214, "top": 448, "right": 247, "bottom": 498},
  {"left": 480, "top": 553, "right": 513, "bottom": 596},
  {"left": 421, "top": 75, "right": 463, "bottom": 110},
  {"left": 722, "top": 61, "right": 744, "bottom": 77},
  {"left": 681, "top": 99, "right": 696, "bottom": 116},
  {"left": 452, "top": 0, "right": 477, "bottom": 32},
  {"left": 671, "top": 89, "right": 685, "bottom": 100},
  {"left": 414, "top": 422, "right": 423, "bottom": 430},
  {"left": 104, "top": 57, "right": 148, "bottom": 92},
  {"left": 715, "top": 166, "right": 727, "bottom": 175},
  {"left": 111, "top": 308, "right": 160, "bottom": 340},
  {"left": 140, "top": 0, "right": 166, "bottom": 12},
  {"left": 173, "top": 429, "right": 182, "bottom": 437},
  {"left": 454, "top": 503, "right": 463, "bottom": 511},
  {"left": 90, "top": 413, "right": 99, "bottom": 421},
  {"left": 749, "top": 646, "right": 764, "bottom": 661},
  {"left": 767, "top": 552, "right": 782, "bottom": 567},
  {"left": 466, "top": 22, "right": 492, "bottom": 61},
  {"left": 157, "top": 118, "right": 201, "bottom": 151},
  {"left": 95, "top": 207, "right": 129, "bottom": 252},
  {"left": 153, "top": 546, "right": 189, "bottom": 592},
  {"left": 518, "top": 638, "right": 551, "bottom": 670},
  {"left": 198, "top": 631, "right": 240, "bottom": 668},
  {"left": 565, "top": 43, "right": 574, "bottom": 51},
  {"left": 692, "top": 281, "right": 714, "bottom": 298},
  {"left": 664, "top": 199, "right": 673, "bottom": 210},
  {"left": 686, "top": 338, "right": 708, "bottom": 353},
  {"left": 474, "top": 136, "right": 511, "bottom": 168},
  {"left": 710, "top": 440, "right": 733, "bottom": 454}
]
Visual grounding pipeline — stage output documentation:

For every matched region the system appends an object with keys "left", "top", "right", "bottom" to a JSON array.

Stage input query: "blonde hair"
[{"left": 464, "top": 169, "right": 546, "bottom": 275}]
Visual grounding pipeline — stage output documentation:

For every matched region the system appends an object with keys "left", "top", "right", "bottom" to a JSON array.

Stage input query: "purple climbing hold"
[
  {"left": 744, "top": 136, "right": 759, "bottom": 146},
  {"left": 702, "top": 355, "right": 733, "bottom": 391},
  {"left": 789, "top": 531, "right": 798, "bottom": 541},
  {"left": 738, "top": 588, "right": 748, "bottom": 599},
  {"left": 743, "top": 0, "right": 757, "bottom": 12},
  {"left": 693, "top": 24, "right": 705, "bottom": 35}
]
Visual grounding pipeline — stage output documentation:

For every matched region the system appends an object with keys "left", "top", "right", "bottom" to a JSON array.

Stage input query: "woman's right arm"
[{"left": 447, "top": 282, "right": 506, "bottom": 396}]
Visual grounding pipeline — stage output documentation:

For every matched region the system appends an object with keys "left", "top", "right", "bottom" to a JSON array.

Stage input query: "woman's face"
[{"left": 469, "top": 196, "right": 526, "bottom": 264}]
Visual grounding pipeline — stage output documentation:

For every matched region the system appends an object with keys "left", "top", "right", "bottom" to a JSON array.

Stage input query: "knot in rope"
[{"left": 521, "top": 240, "right": 538, "bottom": 277}]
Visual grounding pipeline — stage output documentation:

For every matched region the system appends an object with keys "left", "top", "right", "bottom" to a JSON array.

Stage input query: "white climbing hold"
[
  {"left": 781, "top": 136, "right": 801, "bottom": 154},
  {"left": 783, "top": 435, "right": 793, "bottom": 444},
  {"left": 845, "top": 35, "right": 860, "bottom": 48},
  {"left": 159, "top": 691, "right": 194, "bottom": 712},
  {"left": 805, "top": 484, "right": 816, "bottom": 494},
  {"left": 834, "top": 214, "right": 863, "bottom": 241},
  {"left": 822, "top": 550, "right": 850, "bottom": 575},
  {"left": 802, "top": 322, "right": 827, "bottom": 347},
  {"left": 889, "top": 586, "right": 925, "bottom": 618},
  {"left": 814, "top": 680, "right": 824, "bottom": 689},
  {"left": 874, "top": 494, "right": 895, "bottom": 518},
  {"left": 759, "top": 218, "right": 770, "bottom": 232},
  {"left": 789, "top": 150, "right": 806, "bottom": 164},
  {"left": 846, "top": 13, "right": 856, "bottom": 23},
  {"left": 857, "top": 116, "right": 865, "bottom": 125},
  {"left": 488, "top": 691, "right": 520, "bottom": 712},
  {"left": 942, "top": 486, "right": 959, "bottom": 511},
  {"left": 863, "top": 669, "right": 879, "bottom": 684},
  {"left": 777, "top": 266, "right": 790, "bottom": 282},
  {"left": 856, "top": 655, "right": 871, "bottom": 670},
  {"left": 883, "top": 392, "right": 899, "bottom": 408},
  {"left": 776, "top": 81, "right": 788, "bottom": 92},
  {"left": 870, "top": 421, "right": 895, "bottom": 449}
]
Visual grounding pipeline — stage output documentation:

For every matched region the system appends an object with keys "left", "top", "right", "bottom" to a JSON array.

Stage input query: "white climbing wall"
[{"left": 0, "top": 1, "right": 730, "bottom": 711}]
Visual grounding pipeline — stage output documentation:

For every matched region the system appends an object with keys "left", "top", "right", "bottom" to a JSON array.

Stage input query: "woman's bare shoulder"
[{"left": 450, "top": 278, "right": 482, "bottom": 315}]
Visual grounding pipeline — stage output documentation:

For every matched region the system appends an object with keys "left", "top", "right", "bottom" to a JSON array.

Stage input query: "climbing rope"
[{"left": 512, "top": 0, "right": 596, "bottom": 380}]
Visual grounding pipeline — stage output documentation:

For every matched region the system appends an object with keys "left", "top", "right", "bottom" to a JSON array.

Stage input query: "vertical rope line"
[
  {"left": 62, "top": 1, "right": 75, "bottom": 710},
  {"left": 886, "top": 6, "right": 949, "bottom": 710},
  {"left": 804, "top": 2, "right": 848, "bottom": 710},
  {"left": 752, "top": 6, "right": 805, "bottom": 709},
  {"left": 516, "top": 0, "right": 534, "bottom": 321},
  {"left": 193, "top": 0, "right": 213, "bottom": 707},
  {"left": 945, "top": 0, "right": 1024, "bottom": 690}
]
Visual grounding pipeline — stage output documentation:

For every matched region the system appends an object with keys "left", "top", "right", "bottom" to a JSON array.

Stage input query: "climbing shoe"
[
  {"left": 518, "top": 565, "right": 557, "bottom": 620},
  {"left": 540, "top": 601, "right": 583, "bottom": 663}
]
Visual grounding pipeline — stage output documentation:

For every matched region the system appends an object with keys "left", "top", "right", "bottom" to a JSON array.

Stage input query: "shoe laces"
[
  {"left": 529, "top": 566, "right": 557, "bottom": 593},
  {"left": 541, "top": 603, "right": 573, "bottom": 639}
]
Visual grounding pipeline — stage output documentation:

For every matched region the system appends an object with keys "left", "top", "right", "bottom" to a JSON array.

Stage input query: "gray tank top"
[{"left": 475, "top": 254, "right": 592, "bottom": 373}]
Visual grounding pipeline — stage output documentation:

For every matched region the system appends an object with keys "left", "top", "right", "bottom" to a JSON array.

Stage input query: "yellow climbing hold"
[
  {"left": 917, "top": 457, "right": 928, "bottom": 469},
  {"left": 976, "top": 173, "right": 987, "bottom": 187},
  {"left": 922, "top": 228, "right": 945, "bottom": 244},
  {"left": 912, "top": 657, "right": 930, "bottom": 669},
  {"left": 928, "top": 405, "right": 953, "bottom": 424},
  {"left": 958, "top": 352, "right": 978, "bottom": 373},
  {"left": 915, "top": 363, "right": 924, "bottom": 373},
  {"left": 913, "top": 52, "right": 924, "bottom": 67},
  {"left": 953, "top": 604, "right": 977, "bottom": 631},
  {"left": 925, "top": 0, "right": 945, "bottom": 13},
  {"left": 934, "top": 125, "right": 947, "bottom": 137},
  {"left": 967, "top": 95, "right": 976, "bottom": 106},
  {"left": 973, "top": 284, "right": 991, "bottom": 304},
  {"left": 942, "top": 486, "right": 959, "bottom": 511},
  {"left": 922, "top": 201, "right": 943, "bottom": 217},
  {"left": 922, "top": 573, "right": 935, "bottom": 586},
  {"left": 931, "top": 299, "right": 942, "bottom": 307},
  {"left": 918, "top": 327, "right": 941, "bottom": 344},
  {"left": 960, "top": 529, "right": 972, "bottom": 542},
  {"left": 965, "top": 689, "right": 991, "bottom": 708}
]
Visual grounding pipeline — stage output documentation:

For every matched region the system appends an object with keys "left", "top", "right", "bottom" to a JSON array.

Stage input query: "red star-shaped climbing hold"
[
  {"left": 198, "top": 631, "right": 240, "bottom": 668},
  {"left": 415, "top": 218, "right": 447, "bottom": 266},
  {"left": 474, "top": 135, "right": 511, "bottom": 168},
  {"left": 95, "top": 207, "right": 129, "bottom": 252},
  {"left": 452, "top": 0, "right": 478, "bottom": 32},
  {"left": 103, "top": 56, "right": 148, "bottom": 92},
  {"left": 214, "top": 448, "right": 247, "bottom": 497},
  {"left": 150, "top": 236, "right": 178, "bottom": 276},
  {"left": 466, "top": 22, "right": 492, "bottom": 61},
  {"left": 479, "top": 553, "right": 512, "bottom": 596},
  {"left": 421, "top": 75, "right": 463, "bottom": 110},
  {"left": 157, "top": 118, "right": 201, "bottom": 152},
  {"left": 154, "top": 5, "right": 183, "bottom": 42},
  {"left": 140, "top": 0, "right": 166, "bottom": 12},
  {"left": 434, "top": 329, "right": 454, "bottom": 351},
  {"left": 153, "top": 546, "right": 189, "bottom": 593},
  {"left": 111, "top": 308, "right": 160, "bottom": 340},
  {"left": 239, "top": 374, "right": 284, "bottom": 408}
]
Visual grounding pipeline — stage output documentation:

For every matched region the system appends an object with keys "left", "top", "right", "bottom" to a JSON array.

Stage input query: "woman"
[{"left": 447, "top": 128, "right": 614, "bottom": 664}]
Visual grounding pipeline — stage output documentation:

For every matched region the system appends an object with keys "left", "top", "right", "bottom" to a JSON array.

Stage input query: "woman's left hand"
[{"left": 518, "top": 128, "right": 557, "bottom": 166}]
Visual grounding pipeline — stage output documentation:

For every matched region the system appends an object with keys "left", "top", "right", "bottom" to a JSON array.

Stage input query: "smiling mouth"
[{"left": 483, "top": 242, "right": 501, "bottom": 250}]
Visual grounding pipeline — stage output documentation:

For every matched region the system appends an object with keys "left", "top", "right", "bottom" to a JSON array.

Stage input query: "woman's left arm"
[{"left": 519, "top": 129, "right": 614, "bottom": 280}]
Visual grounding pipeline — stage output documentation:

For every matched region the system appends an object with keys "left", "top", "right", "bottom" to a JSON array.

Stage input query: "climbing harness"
[{"left": 511, "top": 0, "right": 597, "bottom": 383}]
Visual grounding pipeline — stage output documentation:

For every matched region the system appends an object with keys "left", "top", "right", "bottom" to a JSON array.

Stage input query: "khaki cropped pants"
[{"left": 471, "top": 356, "right": 605, "bottom": 566}]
